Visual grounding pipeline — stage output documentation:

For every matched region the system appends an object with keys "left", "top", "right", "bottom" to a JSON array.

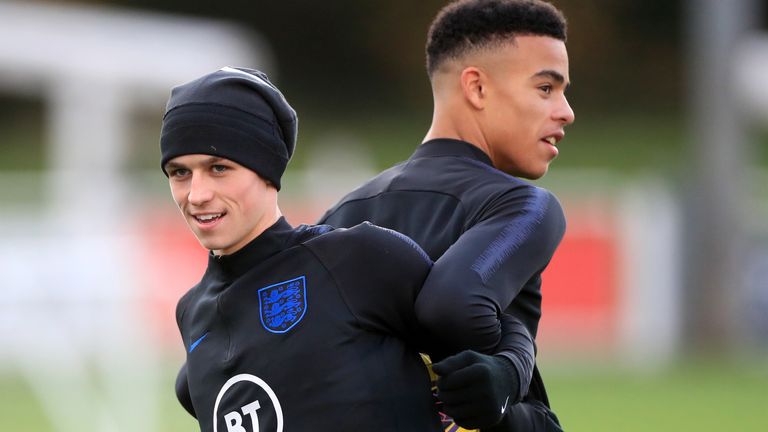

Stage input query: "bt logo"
[
  {"left": 213, "top": 374, "right": 283, "bottom": 432},
  {"left": 224, "top": 400, "right": 261, "bottom": 432}
]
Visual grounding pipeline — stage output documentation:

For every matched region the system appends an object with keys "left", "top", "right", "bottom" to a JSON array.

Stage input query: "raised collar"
[
  {"left": 412, "top": 138, "right": 494, "bottom": 167},
  {"left": 205, "top": 216, "right": 295, "bottom": 279}
]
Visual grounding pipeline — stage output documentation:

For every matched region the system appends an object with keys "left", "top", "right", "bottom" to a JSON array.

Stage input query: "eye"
[
  {"left": 538, "top": 84, "right": 553, "bottom": 95},
  {"left": 169, "top": 168, "right": 190, "bottom": 178},
  {"left": 211, "top": 164, "right": 229, "bottom": 173}
]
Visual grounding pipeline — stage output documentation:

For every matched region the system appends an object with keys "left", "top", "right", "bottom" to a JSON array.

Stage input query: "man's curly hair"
[{"left": 426, "top": 0, "right": 567, "bottom": 76}]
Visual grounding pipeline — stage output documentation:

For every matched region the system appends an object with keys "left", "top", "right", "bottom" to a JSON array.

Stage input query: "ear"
[{"left": 460, "top": 67, "right": 485, "bottom": 110}]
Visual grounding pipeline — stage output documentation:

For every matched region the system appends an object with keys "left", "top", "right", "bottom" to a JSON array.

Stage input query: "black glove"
[{"left": 432, "top": 350, "right": 520, "bottom": 429}]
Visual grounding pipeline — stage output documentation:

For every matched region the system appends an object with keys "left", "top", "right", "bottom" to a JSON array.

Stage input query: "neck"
[
  {"left": 423, "top": 104, "right": 491, "bottom": 159},
  {"left": 212, "top": 202, "right": 283, "bottom": 256}
]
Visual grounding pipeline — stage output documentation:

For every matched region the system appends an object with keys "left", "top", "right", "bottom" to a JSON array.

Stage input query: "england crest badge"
[{"left": 258, "top": 276, "right": 307, "bottom": 334}]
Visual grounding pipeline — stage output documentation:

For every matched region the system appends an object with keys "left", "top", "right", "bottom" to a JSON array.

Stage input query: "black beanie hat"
[{"left": 160, "top": 67, "right": 297, "bottom": 190}]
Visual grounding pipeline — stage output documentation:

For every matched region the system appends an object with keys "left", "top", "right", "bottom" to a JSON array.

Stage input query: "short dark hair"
[{"left": 426, "top": 0, "right": 567, "bottom": 76}]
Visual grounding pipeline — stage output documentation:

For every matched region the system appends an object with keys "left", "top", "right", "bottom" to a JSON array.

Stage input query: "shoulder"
[
  {"left": 291, "top": 223, "right": 334, "bottom": 243},
  {"left": 309, "top": 222, "right": 431, "bottom": 263},
  {"left": 319, "top": 162, "right": 408, "bottom": 222},
  {"left": 358, "top": 222, "right": 433, "bottom": 264},
  {"left": 450, "top": 160, "right": 565, "bottom": 228},
  {"left": 492, "top": 183, "right": 566, "bottom": 236},
  {"left": 175, "top": 284, "right": 198, "bottom": 326},
  {"left": 505, "top": 184, "right": 564, "bottom": 219},
  {"left": 302, "top": 222, "right": 433, "bottom": 282},
  {"left": 402, "top": 154, "right": 557, "bottom": 211}
]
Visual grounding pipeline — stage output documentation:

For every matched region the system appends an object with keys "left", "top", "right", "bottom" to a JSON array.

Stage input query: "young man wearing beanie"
[
  {"left": 161, "top": 67, "right": 445, "bottom": 431},
  {"left": 321, "top": 1, "right": 574, "bottom": 431}
]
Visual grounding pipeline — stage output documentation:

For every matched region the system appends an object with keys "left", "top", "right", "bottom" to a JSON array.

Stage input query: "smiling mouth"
[
  {"left": 543, "top": 136, "right": 557, "bottom": 146},
  {"left": 193, "top": 213, "right": 224, "bottom": 224}
]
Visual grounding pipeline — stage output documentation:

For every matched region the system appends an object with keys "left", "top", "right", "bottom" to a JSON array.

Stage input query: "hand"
[{"left": 432, "top": 350, "right": 520, "bottom": 429}]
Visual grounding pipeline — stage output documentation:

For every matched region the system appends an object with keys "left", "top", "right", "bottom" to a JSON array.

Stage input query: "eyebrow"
[
  {"left": 164, "top": 156, "right": 224, "bottom": 171},
  {"left": 164, "top": 161, "right": 184, "bottom": 171},
  {"left": 532, "top": 69, "right": 570, "bottom": 88}
]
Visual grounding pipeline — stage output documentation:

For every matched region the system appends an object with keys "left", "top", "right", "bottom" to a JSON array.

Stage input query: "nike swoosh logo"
[
  {"left": 500, "top": 395, "right": 510, "bottom": 414},
  {"left": 189, "top": 332, "right": 209, "bottom": 353}
]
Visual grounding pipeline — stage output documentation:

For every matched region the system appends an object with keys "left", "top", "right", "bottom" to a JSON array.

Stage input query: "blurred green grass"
[
  {"left": 545, "top": 359, "right": 768, "bottom": 431},
  {"left": 2, "top": 360, "right": 766, "bottom": 431}
]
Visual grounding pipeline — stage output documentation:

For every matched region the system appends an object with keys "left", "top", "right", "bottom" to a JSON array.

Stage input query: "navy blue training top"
[
  {"left": 176, "top": 217, "right": 442, "bottom": 432},
  {"left": 320, "top": 139, "right": 566, "bottom": 426}
]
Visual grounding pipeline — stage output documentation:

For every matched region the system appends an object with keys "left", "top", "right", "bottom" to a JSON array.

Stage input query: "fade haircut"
[{"left": 426, "top": 0, "right": 567, "bottom": 76}]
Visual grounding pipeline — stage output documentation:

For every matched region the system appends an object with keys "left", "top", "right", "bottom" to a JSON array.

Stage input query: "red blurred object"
[{"left": 538, "top": 207, "right": 620, "bottom": 353}]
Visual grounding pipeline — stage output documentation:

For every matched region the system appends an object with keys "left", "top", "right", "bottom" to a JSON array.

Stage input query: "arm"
[
  {"left": 430, "top": 314, "right": 536, "bottom": 428},
  {"left": 415, "top": 186, "right": 565, "bottom": 354},
  {"left": 416, "top": 187, "right": 565, "bottom": 429}
]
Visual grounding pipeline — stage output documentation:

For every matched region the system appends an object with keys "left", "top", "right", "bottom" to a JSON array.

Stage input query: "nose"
[
  {"left": 555, "top": 95, "right": 575, "bottom": 126},
  {"left": 187, "top": 172, "right": 214, "bottom": 206}
]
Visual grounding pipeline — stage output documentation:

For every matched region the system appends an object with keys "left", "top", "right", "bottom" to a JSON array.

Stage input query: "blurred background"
[{"left": 0, "top": 0, "right": 766, "bottom": 430}]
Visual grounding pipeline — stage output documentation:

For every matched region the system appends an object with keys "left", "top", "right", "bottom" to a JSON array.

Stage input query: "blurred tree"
[
  {"left": 93, "top": 0, "right": 684, "bottom": 117},
  {"left": 557, "top": 0, "right": 682, "bottom": 113}
]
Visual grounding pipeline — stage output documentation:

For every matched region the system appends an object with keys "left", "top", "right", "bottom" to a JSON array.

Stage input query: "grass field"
[
  {"left": 545, "top": 359, "right": 768, "bottom": 431},
  {"left": 2, "top": 359, "right": 766, "bottom": 431}
]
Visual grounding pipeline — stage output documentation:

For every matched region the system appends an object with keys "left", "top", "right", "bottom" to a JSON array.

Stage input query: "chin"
[
  {"left": 527, "top": 163, "right": 551, "bottom": 179},
  {"left": 196, "top": 241, "right": 215, "bottom": 252},
  {"left": 193, "top": 236, "right": 221, "bottom": 252},
  {"left": 526, "top": 170, "right": 547, "bottom": 180},
  {"left": 511, "top": 168, "right": 547, "bottom": 180}
]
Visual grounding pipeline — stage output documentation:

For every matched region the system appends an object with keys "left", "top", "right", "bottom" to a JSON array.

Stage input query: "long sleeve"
[{"left": 415, "top": 187, "right": 564, "bottom": 388}]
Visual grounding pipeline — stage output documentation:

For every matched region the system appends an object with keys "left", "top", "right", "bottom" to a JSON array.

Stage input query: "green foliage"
[
  {"left": 0, "top": 96, "right": 46, "bottom": 170},
  {"left": 97, "top": 0, "right": 683, "bottom": 116}
]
